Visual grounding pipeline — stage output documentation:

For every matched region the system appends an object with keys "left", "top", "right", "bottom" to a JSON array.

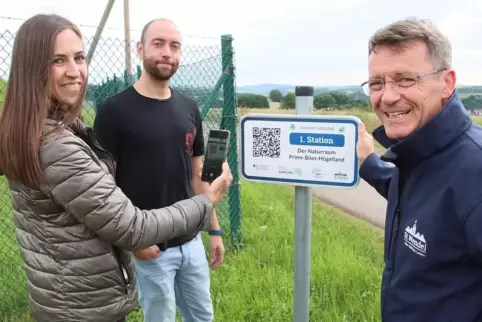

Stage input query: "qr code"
[{"left": 252, "top": 127, "right": 281, "bottom": 158}]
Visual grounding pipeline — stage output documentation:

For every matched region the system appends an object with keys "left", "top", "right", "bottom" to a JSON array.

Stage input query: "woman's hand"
[{"left": 206, "top": 162, "right": 233, "bottom": 205}]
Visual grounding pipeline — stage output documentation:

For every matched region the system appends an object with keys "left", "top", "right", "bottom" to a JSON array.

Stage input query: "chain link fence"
[{"left": 0, "top": 29, "right": 242, "bottom": 317}]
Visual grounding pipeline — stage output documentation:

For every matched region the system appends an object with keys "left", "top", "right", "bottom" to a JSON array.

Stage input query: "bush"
[
  {"left": 280, "top": 92, "right": 295, "bottom": 109},
  {"left": 269, "top": 89, "right": 282, "bottom": 102},
  {"left": 313, "top": 92, "right": 371, "bottom": 111},
  {"left": 237, "top": 93, "right": 269, "bottom": 109},
  {"left": 462, "top": 95, "right": 482, "bottom": 111}
]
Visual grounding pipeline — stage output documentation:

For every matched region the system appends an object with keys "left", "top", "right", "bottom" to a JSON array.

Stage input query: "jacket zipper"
[
  {"left": 388, "top": 208, "right": 401, "bottom": 260},
  {"left": 382, "top": 171, "right": 406, "bottom": 319},
  {"left": 112, "top": 246, "right": 130, "bottom": 294},
  {"left": 388, "top": 169, "right": 406, "bottom": 261},
  {"left": 85, "top": 128, "right": 116, "bottom": 176},
  {"left": 83, "top": 129, "right": 128, "bottom": 291}
]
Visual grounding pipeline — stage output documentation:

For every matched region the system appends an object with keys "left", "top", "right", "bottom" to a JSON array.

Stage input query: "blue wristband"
[{"left": 208, "top": 229, "right": 224, "bottom": 236}]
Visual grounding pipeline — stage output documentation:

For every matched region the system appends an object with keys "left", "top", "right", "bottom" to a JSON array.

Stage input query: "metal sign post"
[
  {"left": 239, "top": 85, "right": 360, "bottom": 322},
  {"left": 293, "top": 86, "right": 314, "bottom": 322}
]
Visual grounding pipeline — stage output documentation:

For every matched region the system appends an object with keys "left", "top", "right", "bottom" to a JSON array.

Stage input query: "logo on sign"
[
  {"left": 334, "top": 172, "right": 349, "bottom": 181},
  {"left": 253, "top": 164, "right": 270, "bottom": 171},
  {"left": 278, "top": 166, "right": 294, "bottom": 175},
  {"left": 312, "top": 168, "right": 322, "bottom": 178}
]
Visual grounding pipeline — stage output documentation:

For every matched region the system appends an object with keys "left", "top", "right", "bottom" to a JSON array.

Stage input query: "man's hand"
[
  {"left": 133, "top": 245, "right": 160, "bottom": 261},
  {"left": 209, "top": 235, "right": 225, "bottom": 270},
  {"left": 191, "top": 156, "right": 225, "bottom": 269},
  {"left": 357, "top": 122, "right": 375, "bottom": 165}
]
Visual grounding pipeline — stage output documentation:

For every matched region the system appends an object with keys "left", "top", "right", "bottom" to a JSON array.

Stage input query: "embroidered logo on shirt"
[
  {"left": 185, "top": 127, "right": 196, "bottom": 156},
  {"left": 404, "top": 220, "right": 427, "bottom": 257}
]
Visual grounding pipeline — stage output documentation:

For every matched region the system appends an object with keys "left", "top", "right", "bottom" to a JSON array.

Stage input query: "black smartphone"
[{"left": 201, "top": 129, "right": 230, "bottom": 183}]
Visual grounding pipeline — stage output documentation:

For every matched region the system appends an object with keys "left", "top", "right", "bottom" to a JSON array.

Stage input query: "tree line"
[
  {"left": 457, "top": 86, "right": 482, "bottom": 94},
  {"left": 237, "top": 93, "right": 270, "bottom": 108},
  {"left": 237, "top": 90, "right": 371, "bottom": 110},
  {"left": 266, "top": 89, "right": 482, "bottom": 112},
  {"left": 462, "top": 95, "right": 482, "bottom": 111},
  {"left": 272, "top": 89, "right": 371, "bottom": 110}
]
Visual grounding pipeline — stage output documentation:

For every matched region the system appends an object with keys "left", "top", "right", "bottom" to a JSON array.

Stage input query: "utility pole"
[
  {"left": 87, "top": 0, "right": 116, "bottom": 63},
  {"left": 123, "top": 0, "right": 133, "bottom": 84}
]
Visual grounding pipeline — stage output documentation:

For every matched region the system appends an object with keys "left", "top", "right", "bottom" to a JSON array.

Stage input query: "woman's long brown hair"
[{"left": 0, "top": 14, "right": 86, "bottom": 188}]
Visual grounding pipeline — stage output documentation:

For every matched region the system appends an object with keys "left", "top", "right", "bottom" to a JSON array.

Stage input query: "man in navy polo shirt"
[{"left": 357, "top": 17, "right": 482, "bottom": 321}]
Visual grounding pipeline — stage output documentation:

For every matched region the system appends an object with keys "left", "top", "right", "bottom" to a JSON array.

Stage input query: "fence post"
[
  {"left": 220, "top": 34, "right": 242, "bottom": 248},
  {"left": 123, "top": 69, "right": 128, "bottom": 88}
]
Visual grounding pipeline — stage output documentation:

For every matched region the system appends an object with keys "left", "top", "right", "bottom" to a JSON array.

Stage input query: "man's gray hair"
[{"left": 368, "top": 17, "right": 452, "bottom": 70}]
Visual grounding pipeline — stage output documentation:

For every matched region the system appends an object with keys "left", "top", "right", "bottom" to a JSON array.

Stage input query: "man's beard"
[{"left": 143, "top": 57, "right": 179, "bottom": 81}]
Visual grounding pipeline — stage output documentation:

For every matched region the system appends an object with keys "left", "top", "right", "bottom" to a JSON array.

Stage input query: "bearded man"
[{"left": 94, "top": 18, "right": 224, "bottom": 322}]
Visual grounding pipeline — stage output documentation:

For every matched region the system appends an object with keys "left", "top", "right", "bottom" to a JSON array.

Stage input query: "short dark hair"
[
  {"left": 140, "top": 19, "right": 155, "bottom": 44},
  {"left": 368, "top": 17, "right": 452, "bottom": 70},
  {"left": 140, "top": 18, "right": 180, "bottom": 45}
]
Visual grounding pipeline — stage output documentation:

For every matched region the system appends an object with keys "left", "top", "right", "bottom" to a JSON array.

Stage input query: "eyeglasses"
[{"left": 360, "top": 69, "right": 446, "bottom": 96}]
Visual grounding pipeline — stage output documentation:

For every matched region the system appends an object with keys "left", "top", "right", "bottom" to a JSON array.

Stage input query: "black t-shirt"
[{"left": 93, "top": 86, "right": 205, "bottom": 248}]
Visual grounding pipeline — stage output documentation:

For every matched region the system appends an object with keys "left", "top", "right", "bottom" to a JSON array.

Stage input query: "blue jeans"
[{"left": 134, "top": 233, "right": 214, "bottom": 322}]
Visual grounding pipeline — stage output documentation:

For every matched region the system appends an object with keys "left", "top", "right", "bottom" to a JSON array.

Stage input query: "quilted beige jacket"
[{"left": 3, "top": 118, "right": 213, "bottom": 322}]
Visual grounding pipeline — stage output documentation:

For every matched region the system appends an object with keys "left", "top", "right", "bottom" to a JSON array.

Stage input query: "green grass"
[
  {"left": 0, "top": 178, "right": 385, "bottom": 322},
  {"left": 0, "top": 177, "right": 29, "bottom": 318},
  {"left": 82, "top": 104, "right": 96, "bottom": 127},
  {"left": 472, "top": 116, "right": 482, "bottom": 126}
]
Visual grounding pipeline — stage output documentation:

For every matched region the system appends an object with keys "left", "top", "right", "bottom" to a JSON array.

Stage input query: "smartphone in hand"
[{"left": 201, "top": 129, "right": 230, "bottom": 183}]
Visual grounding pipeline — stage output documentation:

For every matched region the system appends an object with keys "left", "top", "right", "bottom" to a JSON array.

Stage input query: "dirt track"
[
  {"left": 312, "top": 148, "right": 389, "bottom": 229},
  {"left": 312, "top": 178, "right": 387, "bottom": 229}
]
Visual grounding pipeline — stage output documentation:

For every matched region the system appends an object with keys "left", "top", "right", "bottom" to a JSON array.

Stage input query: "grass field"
[
  {"left": 0, "top": 177, "right": 385, "bottom": 322},
  {"left": 241, "top": 102, "right": 381, "bottom": 131},
  {"left": 0, "top": 177, "right": 29, "bottom": 317},
  {"left": 472, "top": 115, "right": 482, "bottom": 126}
]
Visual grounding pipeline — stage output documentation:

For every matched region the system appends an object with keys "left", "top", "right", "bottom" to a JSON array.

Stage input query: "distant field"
[
  {"left": 472, "top": 116, "right": 482, "bottom": 126},
  {"left": 262, "top": 102, "right": 381, "bottom": 132},
  {"left": 459, "top": 92, "right": 482, "bottom": 99}
]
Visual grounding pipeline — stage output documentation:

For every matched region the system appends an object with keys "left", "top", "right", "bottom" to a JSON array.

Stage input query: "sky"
[{"left": 1, "top": 0, "right": 482, "bottom": 86}]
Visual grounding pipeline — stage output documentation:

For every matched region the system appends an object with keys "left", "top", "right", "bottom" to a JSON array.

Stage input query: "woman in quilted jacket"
[{"left": 0, "top": 14, "right": 232, "bottom": 322}]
